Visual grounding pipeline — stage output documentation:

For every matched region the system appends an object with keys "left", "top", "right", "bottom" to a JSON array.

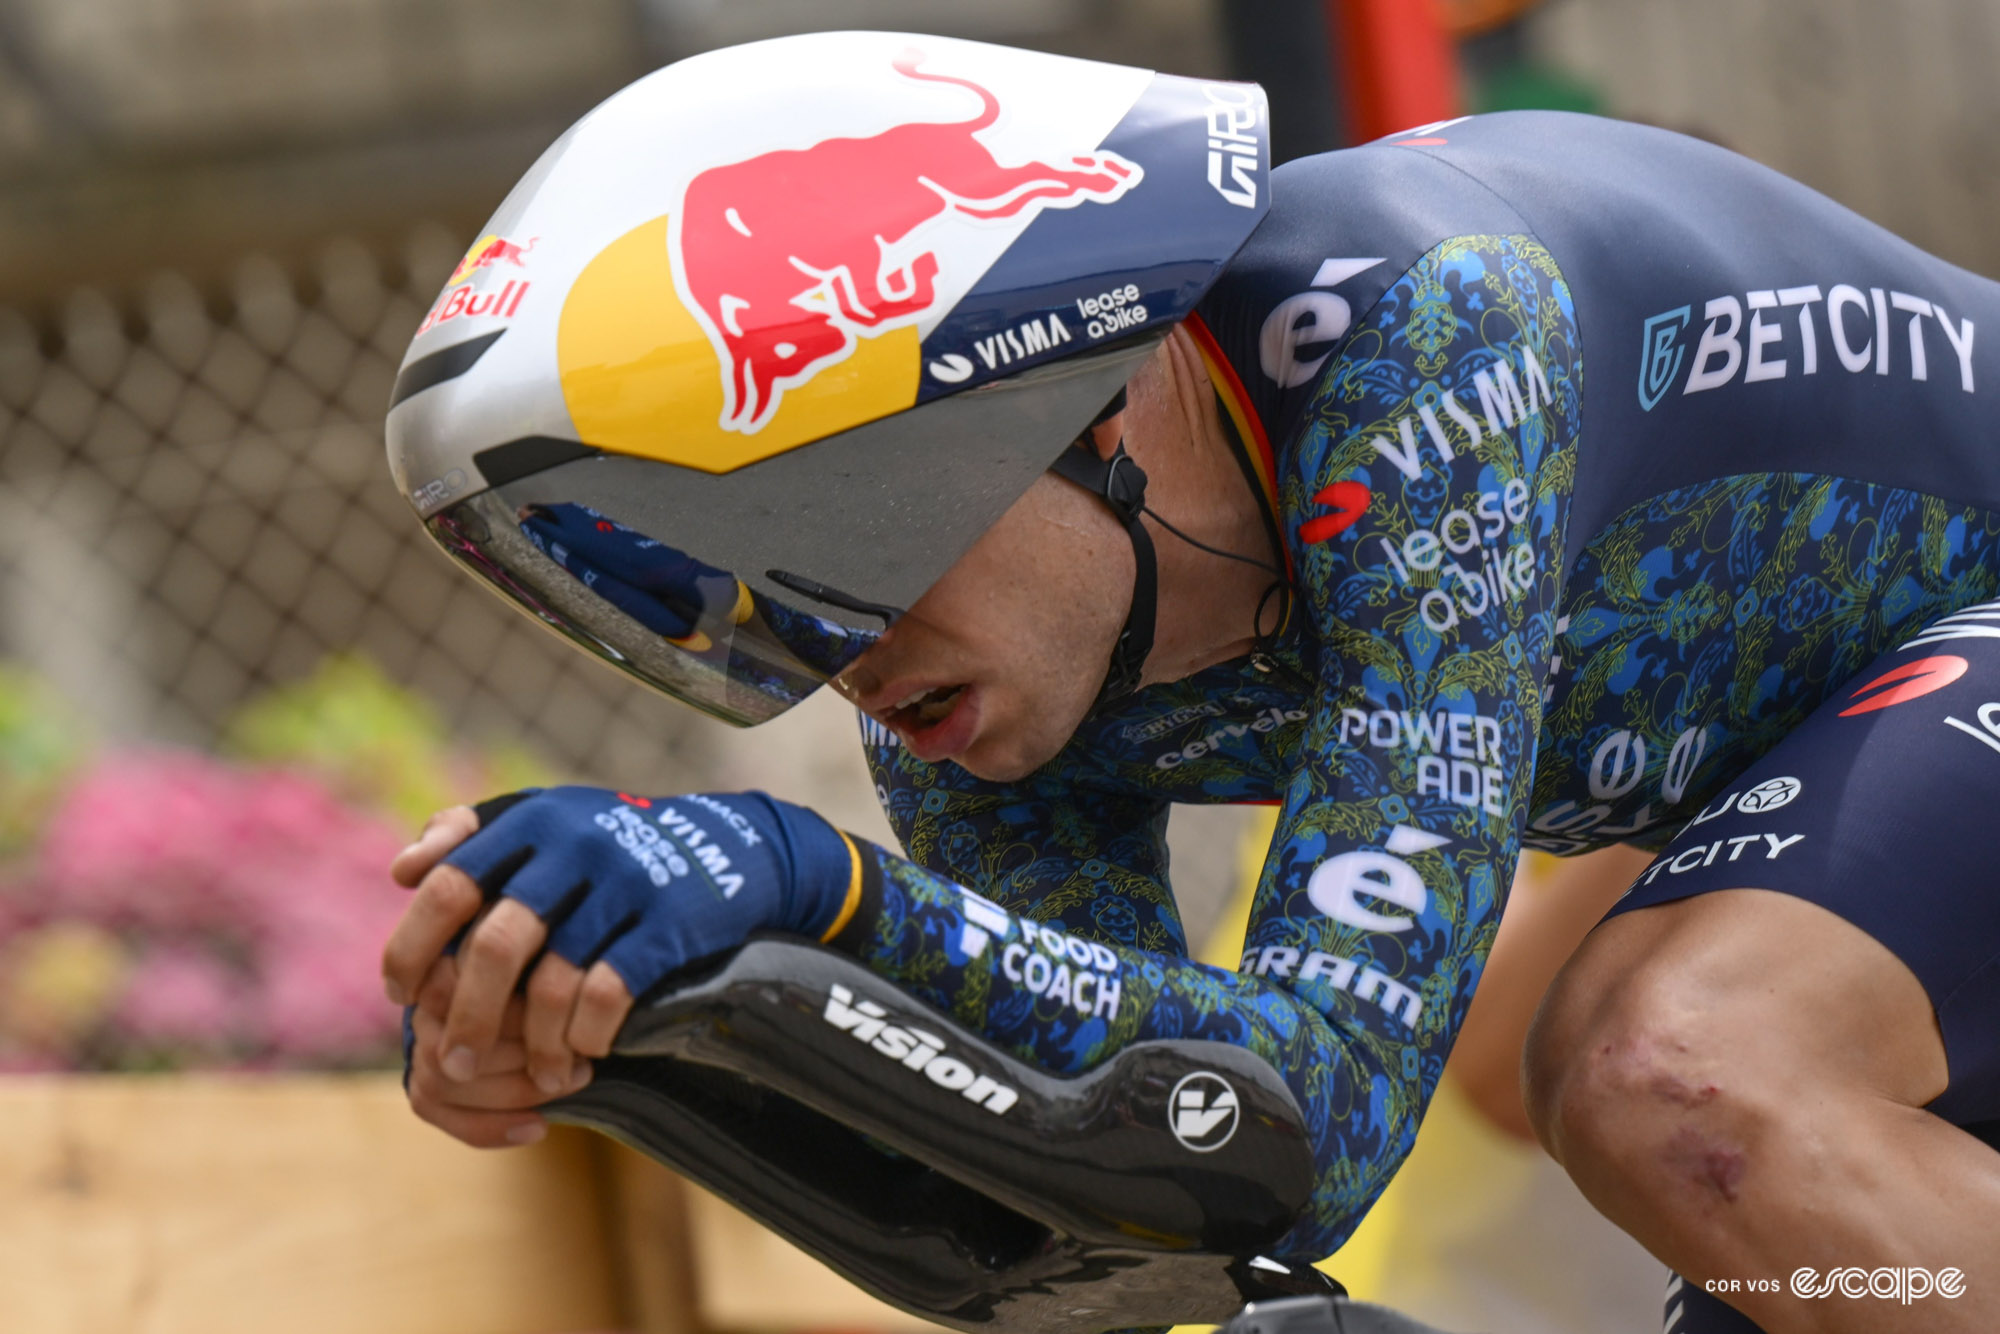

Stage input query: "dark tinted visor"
[{"left": 420, "top": 334, "right": 1159, "bottom": 726}]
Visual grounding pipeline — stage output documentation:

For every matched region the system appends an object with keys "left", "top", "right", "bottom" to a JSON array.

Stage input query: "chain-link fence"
[{"left": 0, "top": 226, "right": 749, "bottom": 787}]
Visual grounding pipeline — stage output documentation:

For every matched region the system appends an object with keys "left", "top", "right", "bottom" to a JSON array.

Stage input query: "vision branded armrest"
[{"left": 544, "top": 937, "right": 1341, "bottom": 1332}]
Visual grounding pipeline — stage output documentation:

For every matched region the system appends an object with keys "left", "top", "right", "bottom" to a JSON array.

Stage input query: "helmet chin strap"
[
  {"left": 1047, "top": 390, "right": 1157, "bottom": 711},
  {"left": 1048, "top": 389, "right": 1288, "bottom": 716}
]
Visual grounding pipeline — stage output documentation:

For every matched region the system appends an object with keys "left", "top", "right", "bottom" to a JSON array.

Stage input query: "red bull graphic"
[
  {"left": 418, "top": 233, "right": 537, "bottom": 335},
  {"left": 449, "top": 234, "right": 537, "bottom": 286},
  {"left": 672, "top": 50, "right": 1142, "bottom": 434}
]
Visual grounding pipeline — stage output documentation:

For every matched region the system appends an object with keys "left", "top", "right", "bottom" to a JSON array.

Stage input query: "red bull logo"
[
  {"left": 670, "top": 50, "right": 1141, "bottom": 434},
  {"left": 449, "top": 234, "right": 537, "bottom": 286},
  {"left": 417, "top": 233, "right": 537, "bottom": 336}
]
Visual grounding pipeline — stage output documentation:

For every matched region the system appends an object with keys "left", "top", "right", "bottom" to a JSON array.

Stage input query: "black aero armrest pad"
[{"left": 544, "top": 937, "right": 1329, "bottom": 1333}]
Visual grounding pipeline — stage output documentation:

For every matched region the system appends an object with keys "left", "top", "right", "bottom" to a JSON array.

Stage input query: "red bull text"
[{"left": 418, "top": 280, "right": 530, "bottom": 336}]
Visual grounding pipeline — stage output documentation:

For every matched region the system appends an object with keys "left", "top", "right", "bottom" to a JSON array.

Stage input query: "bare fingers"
[
  {"left": 566, "top": 961, "right": 635, "bottom": 1059},
  {"left": 522, "top": 952, "right": 589, "bottom": 1095},
  {"left": 381, "top": 859, "right": 486, "bottom": 1007},
  {"left": 391, "top": 805, "right": 481, "bottom": 888},
  {"left": 413, "top": 957, "right": 529, "bottom": 1047},
  {"left": 407, "top": 1002, "right": 588, "bottom": 1149},
  {"left": 435, "top": 899, "right": 549, "bottom": 1081}
]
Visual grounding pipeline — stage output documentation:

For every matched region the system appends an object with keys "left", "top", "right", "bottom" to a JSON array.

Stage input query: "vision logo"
[
  {"left": 821, "top": 983, "right": 1019, "bottom": 1115},
  {"left": 1637, "top": 306, "right": 1692, "bottom": 411},
  {"left": 1168, "top": 1071, "right": 1239, "bottom": 1152}
]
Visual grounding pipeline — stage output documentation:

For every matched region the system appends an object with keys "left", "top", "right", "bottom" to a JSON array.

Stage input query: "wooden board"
[{"left": 0, "top": 1073, "right": 631, "bottom": 1334}]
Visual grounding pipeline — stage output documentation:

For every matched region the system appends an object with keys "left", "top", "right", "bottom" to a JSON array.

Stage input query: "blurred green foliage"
[
  {"left": 224, "top": 653, "right": 552, "bottom": 833},
  {"left": 1474, "top": 63, "right": 1603, "bottom": 116},
  {"left": 0, "top": 664, "right": 93, "bottom": 858}
]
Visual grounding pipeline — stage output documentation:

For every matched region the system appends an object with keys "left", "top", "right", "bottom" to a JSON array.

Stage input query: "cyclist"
[{"left": 381, "top": 32, "right": 2000, "bottom": 1334}]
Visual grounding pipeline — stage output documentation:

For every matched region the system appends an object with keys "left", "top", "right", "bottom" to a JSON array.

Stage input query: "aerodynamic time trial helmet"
[{"left": 386, "top": 30, "right": 1270, "bottom": 725}]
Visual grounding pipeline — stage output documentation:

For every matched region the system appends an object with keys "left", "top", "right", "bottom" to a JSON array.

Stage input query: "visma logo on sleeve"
[
  {"left": 821, "top": 982, "right": 1020, "bottom": 1115},
  {"left": 1638, "top": 284, "right": 1976, "bottom": 410}
]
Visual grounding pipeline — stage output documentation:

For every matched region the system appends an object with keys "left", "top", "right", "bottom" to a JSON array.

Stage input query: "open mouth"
[{"left": 884, "top": 683, "right": 967, "bottom": 731}]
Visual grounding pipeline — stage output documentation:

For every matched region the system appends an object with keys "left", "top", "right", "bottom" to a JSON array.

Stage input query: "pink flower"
[
  {"left": 113, "top": 944, "right": 244, "bottom": 1049},
  {"left": 38, "top": 752, "right": 406, "bottom": 925},
  {"left": 40, "top": 752, "right": 264, "bottom": 930},
  {"left": 261, "top": 935, "right": 401, "bottom": 1061},
  {"left": 29, "top": 749, "right": 415, "bottom": 1066},
  {"left": 256, "top": 857, "right": 407, "bottom": 1061}
]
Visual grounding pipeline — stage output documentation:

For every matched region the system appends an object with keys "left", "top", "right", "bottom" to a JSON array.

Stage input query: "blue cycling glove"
[{"left": 444, "top": 786, "right": 872, "bottom": 998}]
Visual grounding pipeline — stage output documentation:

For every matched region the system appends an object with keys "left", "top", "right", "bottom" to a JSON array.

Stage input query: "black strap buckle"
[{"left": 1047, "top": 435, "right": 1148, "bottom": 521}]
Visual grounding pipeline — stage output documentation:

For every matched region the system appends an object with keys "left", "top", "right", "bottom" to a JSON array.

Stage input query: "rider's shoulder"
[{"left": 1204, "top": 114, "right": 1630, "bottom": 360}]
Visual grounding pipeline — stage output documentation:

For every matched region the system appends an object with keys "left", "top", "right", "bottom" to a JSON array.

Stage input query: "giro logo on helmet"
[
  {"left": 672, "top": 49, "right": 1141, "bottom": 434},
  {"left": 1168, "top": 1071, "right": 1240, "bottom": 1152}
]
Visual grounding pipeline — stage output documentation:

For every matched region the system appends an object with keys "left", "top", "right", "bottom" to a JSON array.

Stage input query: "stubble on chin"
[
  {"left": 956, "top": 697, "right": 1084, "bottom": 783},
  {"left": 958, "top": 747, "right": 1043, "bottom": 784}
]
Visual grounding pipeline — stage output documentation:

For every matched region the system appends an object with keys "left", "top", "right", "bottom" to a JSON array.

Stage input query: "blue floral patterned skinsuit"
[{"left": 815, "top": 113, "right": 2000, "bottom": 1282}]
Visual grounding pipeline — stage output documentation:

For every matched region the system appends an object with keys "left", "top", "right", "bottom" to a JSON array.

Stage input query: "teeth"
[
  {"left": 914, "top": 686, "right": 963, "bottom": 722},
  {"left": 886, "top": 684, "right": 965, "bottom": 724}
]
